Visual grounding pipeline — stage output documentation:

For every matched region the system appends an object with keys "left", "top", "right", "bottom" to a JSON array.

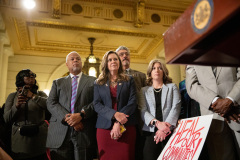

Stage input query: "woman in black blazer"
[{"left": 94, "top": 51, "right": 137, "bottom": 160}]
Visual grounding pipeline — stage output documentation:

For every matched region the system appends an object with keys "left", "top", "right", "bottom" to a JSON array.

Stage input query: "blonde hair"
[
  {"left": 146, "top": 59, "right": 172, "bottom": 86},
  {"left": 96, "top": 51, "right": 129, "bottom": 85}
]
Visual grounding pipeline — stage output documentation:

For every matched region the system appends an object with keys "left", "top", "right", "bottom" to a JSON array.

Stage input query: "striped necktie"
[{"left": 71, "top": 75, "right": 78, "bottom": 113}]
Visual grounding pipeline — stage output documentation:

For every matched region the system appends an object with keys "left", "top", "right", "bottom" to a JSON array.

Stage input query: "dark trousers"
[
  {"left": 142, "top": 130, "right": 170, "bottom": 160},
  {"left": 205, "top": 120, "right": 240, "bottom": 160},
  {"left": 12, "top": 153, "right": 47, "bottom": 160},
  {"left": 135, "top": 125, "right": 144, "bottom": 160},
  {"left": 50, "top": 128, "right": 96, "bottom": 160}
]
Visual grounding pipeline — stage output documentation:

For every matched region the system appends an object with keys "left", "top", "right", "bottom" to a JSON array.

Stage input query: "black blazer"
[{"left": 94, "top": 76, "right": 137, "bottom": 129}]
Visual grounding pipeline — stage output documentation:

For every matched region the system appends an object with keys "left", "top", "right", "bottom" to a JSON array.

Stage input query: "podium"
[{"left": 164, "top": 0, "right": 240, "bottom": 66}]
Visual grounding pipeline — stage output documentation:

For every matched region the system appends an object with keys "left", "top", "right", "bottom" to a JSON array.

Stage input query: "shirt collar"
[
  {"left": 70, "top": 72, "right": 82, "bottom": 79},
  {"left": 126, "top": 68, "right": 130, "bottom": 72}
]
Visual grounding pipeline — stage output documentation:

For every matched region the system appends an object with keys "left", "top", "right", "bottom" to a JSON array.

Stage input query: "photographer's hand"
[
  {"left": 16, "top": 94, "right": 27, "bottom": 109},
  {"left": 23, "top": 85, "right": 34, "bottom": 98}
]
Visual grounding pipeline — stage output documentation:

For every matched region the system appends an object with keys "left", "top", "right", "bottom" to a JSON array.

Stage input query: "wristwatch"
[
  {"left": 152, "top": 120, "right": 158, "bottom": 126},
  {"left": 80, "top": 110, "right": 85, "bottom": 120}
]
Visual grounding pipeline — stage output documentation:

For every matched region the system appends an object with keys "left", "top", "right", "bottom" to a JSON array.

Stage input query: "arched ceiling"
[{"left": 0, "top": 0, "right": 193, "bottom": 63}]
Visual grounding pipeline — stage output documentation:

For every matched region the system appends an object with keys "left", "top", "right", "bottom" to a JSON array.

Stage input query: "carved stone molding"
[
  {"left": 52, "top": 0, "right": 61, "bottom": 19},
  {"left": 134, "top": 1, "right": 145, "bottom": 28},
  {"left": 13, "top": 17, "right": 161, "bottom": 59},
  {"left": 0, "top": 13, "right": 5, "bottom": 31}
]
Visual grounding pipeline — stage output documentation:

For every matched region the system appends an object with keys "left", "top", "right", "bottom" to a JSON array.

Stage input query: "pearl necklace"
[{"left": 153, "top": 88, "right": 162, "bottom": 92}]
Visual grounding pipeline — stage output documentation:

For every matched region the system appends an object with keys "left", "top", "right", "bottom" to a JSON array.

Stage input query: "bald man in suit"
[
  {"left": 186, "top": 65, "right": 240, "bottom": 160},
  {"left": 46, "top": 51, "right": 97, "bottom": 160}
]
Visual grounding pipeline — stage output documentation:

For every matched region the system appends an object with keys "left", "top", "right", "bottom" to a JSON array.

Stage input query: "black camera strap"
[{"left": 24, "top": 100, "right": 29, "bottom": 125}]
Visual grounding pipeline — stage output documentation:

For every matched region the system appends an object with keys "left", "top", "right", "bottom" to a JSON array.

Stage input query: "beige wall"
[
  {"left": 167, "top": 64, "right": 186, "bottom": 86},
  {"left": 6, "top": 55, "right": 66, "bottom": 99}
]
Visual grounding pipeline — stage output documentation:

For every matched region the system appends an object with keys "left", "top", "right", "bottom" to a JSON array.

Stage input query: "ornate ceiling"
[{"left": 0, "top": 0, "right": 193, "bottom": 63}]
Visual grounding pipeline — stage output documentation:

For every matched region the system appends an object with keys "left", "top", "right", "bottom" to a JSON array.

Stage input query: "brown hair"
[
  {"left": 146, "top": 59, "right": 172, "bottom": 86},
  {"left": 96, "top": 51, "right": 129, "bottom": 85}
]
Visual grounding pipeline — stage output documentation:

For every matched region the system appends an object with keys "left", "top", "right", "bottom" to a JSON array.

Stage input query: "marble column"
[
  {"left": 0, "top": 14, "right": 14, "bottom": 106},
  {"left": 166, "top": 64, "right": 181, "bottom": 86}
]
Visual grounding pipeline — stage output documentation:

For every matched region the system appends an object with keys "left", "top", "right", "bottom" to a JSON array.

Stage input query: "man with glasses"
[
  {"left": 116, "top": 46, "right": 146, "bottom": 160},
  {"left": 116, "top": 46, "right": 146, "bottom": 92}
]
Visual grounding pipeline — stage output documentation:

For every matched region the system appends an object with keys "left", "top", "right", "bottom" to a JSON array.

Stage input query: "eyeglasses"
[
  {"left": 24, "top": 73, "right": 36, "bottom": 78},
  {"left": 118, "top": 52, "right": 130, "bottom": 57}
]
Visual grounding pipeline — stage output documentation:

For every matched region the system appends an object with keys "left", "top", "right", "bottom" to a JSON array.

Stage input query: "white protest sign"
[{"left": 158, "top": 114, "right": 213, "bottom": 160}]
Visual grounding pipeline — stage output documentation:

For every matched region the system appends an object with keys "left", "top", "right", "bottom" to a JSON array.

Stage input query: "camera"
[{"left": 19, "top": 86, "right": 29, "bottom": 97}]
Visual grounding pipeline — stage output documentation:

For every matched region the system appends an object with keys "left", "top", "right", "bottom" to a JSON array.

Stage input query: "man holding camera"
[{"left": 46, "top": 51, "right": 97, "bottom": 160}]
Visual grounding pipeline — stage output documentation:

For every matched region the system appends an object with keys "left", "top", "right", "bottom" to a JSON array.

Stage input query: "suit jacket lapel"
[
  {"left": 117, "top": 81, "right": 123, "bottom": 100},
  {"left": 147, "top": 86, "right": 156, "bottom": 111},
  {"left": 105, "top": 80, "right": 112, "bottom": 107},
  {"left": 207, "top": 66, "right": 216, "bottom": 78},
  {"left": 129, "top": 69, "right": 134, "bottom": 76},
  {"left": 202, "top": 66, "right": 218, "bottom": 92},
  {"left": 76, "top": 74, "right": 88, "bottom": 100},
  {"left": 216, "top": 67, "right": 222, "bottom": 80},
  {"left": 63, "top": 75, "right": 72, "bottom": 112},
  {"left": 161, "top": 84, "right": 168, "bottom": 110}
]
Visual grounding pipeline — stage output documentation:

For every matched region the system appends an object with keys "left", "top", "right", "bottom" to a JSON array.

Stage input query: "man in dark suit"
[
  {"left": 116, "top": 46, "right": 146, "bottom": 160},
  {"left": 46, "top": 51, "right": 97, "bottom": 160}
]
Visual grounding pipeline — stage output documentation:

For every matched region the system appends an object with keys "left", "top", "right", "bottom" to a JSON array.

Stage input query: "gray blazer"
[
  {"left": 138, "top": 83, "right": 181, "bottom": 132},
  {"left": 46, "top": 74, "right": 96, "bottom": 149},
  {"left": 186, "top": 66, "right": 240, "bottom": 131}
]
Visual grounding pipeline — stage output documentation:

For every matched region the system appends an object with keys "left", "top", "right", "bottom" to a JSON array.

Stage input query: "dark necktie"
[{"left": 212, "top": 66, "right": 217, "bottom": 77}]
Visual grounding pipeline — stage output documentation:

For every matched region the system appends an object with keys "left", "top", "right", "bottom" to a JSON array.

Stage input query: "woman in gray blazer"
[{"left": 138, "top": 59, "right": 181, "bottom": 160}]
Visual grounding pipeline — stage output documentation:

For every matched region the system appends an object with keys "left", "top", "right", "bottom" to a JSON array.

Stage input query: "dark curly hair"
[{"left": 15, "top": 69, "right": 38, "bottom": 94}]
